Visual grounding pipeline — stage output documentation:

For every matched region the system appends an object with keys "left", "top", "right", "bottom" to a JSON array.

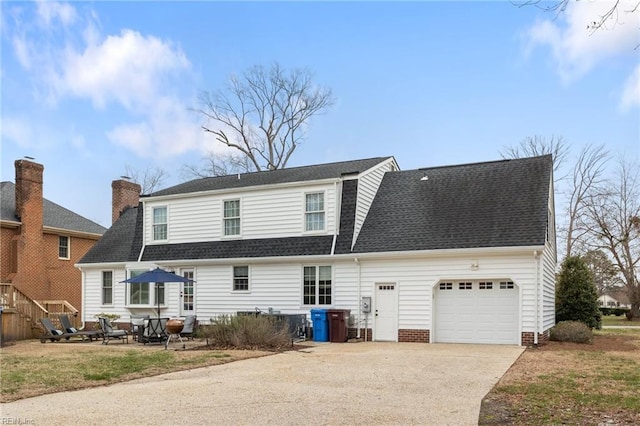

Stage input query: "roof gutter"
[{"left": 146, "top": 177, "right": 343, "bottom": 203}]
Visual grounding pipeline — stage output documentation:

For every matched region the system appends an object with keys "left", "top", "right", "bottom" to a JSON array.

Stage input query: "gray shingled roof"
[
  {"left": 78, "top": 155, "right": 552, "bottom": 265},
  {"left": 141, "top": 236, "right": 334, "bottom": 261},
  {"left": 352, "top": 155, "right": 553, "bottom": 253},
  {"left": 79, "top": 206, "right": 140, "bottom": 263},
  {"left": 0, "top": 181, "right": 106, "bottom": 235},
  {"left": 150, "top": 157, "right": 392, "bottom": 197}
]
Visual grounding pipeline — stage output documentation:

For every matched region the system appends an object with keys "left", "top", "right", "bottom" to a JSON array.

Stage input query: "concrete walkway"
[{"left": 1, "top": 342, "right": 524, "bottom": 426}]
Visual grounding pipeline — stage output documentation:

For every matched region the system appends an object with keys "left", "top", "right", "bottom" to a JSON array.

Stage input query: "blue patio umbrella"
[{"left": 120, "top": 268, "right": 195, "bottom": 317}]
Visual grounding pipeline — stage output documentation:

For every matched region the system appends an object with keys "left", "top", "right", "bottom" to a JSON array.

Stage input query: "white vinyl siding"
[
  {"left": 81, "top": 249, "right": 547, "bottom": 345},
  {"left": 352, "top": 160, "right": 395, "bottom": 248},
  {"left": 143, "top": 183, "right": 336, "bottom": 244}
]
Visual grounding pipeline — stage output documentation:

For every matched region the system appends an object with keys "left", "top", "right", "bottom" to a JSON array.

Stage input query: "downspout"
[
  {"left": 80, "top": 268, "right": 86, "bottom": 329},
  {"left": 137, "top": 200, "right": 146, "bottom": 262},
  {"left": 355, "top": 257, "right": 361, "bottom": 339},
  {"left": 534, "top": 250, "right": 540, "bottom": 345}
]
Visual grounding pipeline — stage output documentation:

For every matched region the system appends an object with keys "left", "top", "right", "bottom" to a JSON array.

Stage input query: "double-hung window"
[
  {"left": 305, "top": 192, "right": 325, "bottom": 232},
  {"left": 224, "top": 200, "right": 241, "bottom": 236},
  {"left": 59, "top": 236, "right": 69, "bottom": 259},
  {"left": 233, "top": 266, "right": 249, "bottom": 291},
  {"left": 152, "top": 207, "right": 167, "bottom": 241},
  {"left": 303, "top": 265, "right": 332, "bottom": 305},
  {"left": 128, "top": 270, "right": 150, "bottom": 305},
  {"left": 102, "top": 271, "right": 113, "bottom": 305}
]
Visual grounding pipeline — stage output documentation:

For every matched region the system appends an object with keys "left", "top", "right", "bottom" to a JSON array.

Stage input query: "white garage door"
[{"left": 434, "top": 280, "right": 518, "bottom": 344}]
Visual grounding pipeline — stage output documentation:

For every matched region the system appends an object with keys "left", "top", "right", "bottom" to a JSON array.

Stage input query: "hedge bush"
[
  {"left": 599, "top": 307, "right": 631, "bottom": 317},
  {"left": 195, "top": 314, "right": 292, "bottom": 350},
  {"left": 550, "top": 321, "right": 593, "bottom": 344}
]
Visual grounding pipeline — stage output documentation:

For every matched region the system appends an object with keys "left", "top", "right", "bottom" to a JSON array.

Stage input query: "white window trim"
[
  {"left": 152, "top": 206, "right": 168, "bottom": 242},
  {"left": 231, "top": 265, "right": 250, "bottom": 293},
  {"left": 222, "top": 198, "right": 242, "bottom": 238},
  {"left": 301, "top": 265, "right": 333, "bottom": 307},
  {"left": 124, "top": 269, "right": 166, "bottom": 308},
  {"left": 58, "top": 235, "right": 70, "bottom": 260},
  {"left": 303, "top": 191, "right": 326, "bottom": 234},
  {"left": 101, "top": 270, "right": 114, "bottom": 306}
]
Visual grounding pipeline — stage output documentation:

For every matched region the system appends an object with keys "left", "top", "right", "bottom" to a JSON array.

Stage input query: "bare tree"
[
  {"left": 195, "top": 63, "right": 334, "bottom": 174},
  {"left": 500, "top": 135, "right": 570, "bottom": 180},
  {"left": 180, "top": 153, "right": 253, "bottom": 180},
  {"left": 583, "top": 158, "right": 640, "bottom": 318},
  {"left": 564, "top": 144, "right": 609, "bottom": 257},
  {"left": 124, "top": 165, "right": 169, "bottom": 195},
  {"left": 514, "top": 0, "right": 640, "bottom": 36}
]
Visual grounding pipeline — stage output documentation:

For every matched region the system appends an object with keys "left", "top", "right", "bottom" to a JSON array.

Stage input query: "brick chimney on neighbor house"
[
  {"left": 112, "top": 179, "right": 141, "bottom": 223},
  {"left": 14, "top": 159, "right": 49, "bottom": 301}
]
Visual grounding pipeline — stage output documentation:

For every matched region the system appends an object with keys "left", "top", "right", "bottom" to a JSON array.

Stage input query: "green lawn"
[{"left": 601, "top": 314, "right": 638, "bottom": 327}]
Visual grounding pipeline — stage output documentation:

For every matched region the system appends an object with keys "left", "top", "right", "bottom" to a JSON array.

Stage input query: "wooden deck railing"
[{"left": 1, "top": 283, "right": 79, "bottom": 341}]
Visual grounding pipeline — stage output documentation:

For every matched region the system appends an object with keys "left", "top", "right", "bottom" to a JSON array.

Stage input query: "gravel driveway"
[{"left": 1, "top": 342, "right": 523, "bottom": 425}]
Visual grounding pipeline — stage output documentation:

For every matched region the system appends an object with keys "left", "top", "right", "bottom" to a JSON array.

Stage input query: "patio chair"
[
  {"left": 139, "top": 317, "right": 168, "bottom": 345},
  {"left": 98, "top": 317, "right": 129, "bottom": 345},
  {"left": 59, "top": 314, "right": 101, "bottom": 342},
  {"left": 39, "top": 318, "right": 86, "bottom": 343},
  {"left": 179, "top": 315, "right": 197, "bottom": 340},
  {"left": 129, "top": 314, "right": 150, "bottom": 341}
]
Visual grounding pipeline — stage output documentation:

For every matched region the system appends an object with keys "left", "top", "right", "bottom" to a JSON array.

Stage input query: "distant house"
[
  {"left": 1, "top": 159, "right": 106, "bottom": 329},
  {"left": 77, "top": 155, "right": 556, "bottom": 346},
  {"left": 598, "top": 292, "right": 631, "bottom": 309}
]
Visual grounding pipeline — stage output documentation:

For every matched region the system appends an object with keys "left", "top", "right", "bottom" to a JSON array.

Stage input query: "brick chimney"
[
  {"left": 112, "top": 179, "right": 141, "bottom": 223},
  {"left": 14, "top": 159, "right": 48, "bottom": 300}
]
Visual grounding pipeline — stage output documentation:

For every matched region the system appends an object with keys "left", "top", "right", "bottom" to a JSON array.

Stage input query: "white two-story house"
[{"left": 77, "top": 154, "right": 556, "bottom": 345}]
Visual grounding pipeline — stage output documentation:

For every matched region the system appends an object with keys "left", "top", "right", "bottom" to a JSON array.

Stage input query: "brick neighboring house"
[{"left": 1, "top": 159, "right": 107, "bottom": 320}]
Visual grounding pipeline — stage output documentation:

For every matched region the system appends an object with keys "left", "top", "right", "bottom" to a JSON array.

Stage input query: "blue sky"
[{"left": 1, "top": 1, "right": 639, "bottom": 227}]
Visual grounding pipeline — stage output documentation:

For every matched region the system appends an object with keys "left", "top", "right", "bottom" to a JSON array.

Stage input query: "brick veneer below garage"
[
  {"left": 398, "top": 329, "right": 429, "bottom": 343},
  {"left": 521, "top": 330, "right": 550, "bottom": 346}
]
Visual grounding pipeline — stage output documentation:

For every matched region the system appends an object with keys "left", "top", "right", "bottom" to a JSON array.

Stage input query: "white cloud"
[
  {"left": 620, "top": 63, "right": 640, "bottom": 110},
  {"left": 6, "top": 1, "right": 205, "bottom": 159},
  {"left": 526, "top": 0, "right": 639, "bottom": 81},
  {"left": 53, "top": 29, "right": 190, "bottom": 110},
  {"left": 35, "top": 0, "right": 77, "bottom": 28},
  {"left": 107, "top": 97, "right": 212, "bottom": 159},
  {"left": 525, "top": 1, "right": 639, "bottom": 110}
]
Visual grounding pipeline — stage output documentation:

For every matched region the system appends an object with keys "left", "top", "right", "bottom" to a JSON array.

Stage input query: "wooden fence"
[{"left": 1, "top": 283, "right": 79, "bottom": 343}]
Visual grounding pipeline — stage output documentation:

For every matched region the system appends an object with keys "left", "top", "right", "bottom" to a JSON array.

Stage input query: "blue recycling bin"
[{"left": 310, "top": 308, "right": 329, "bottom": 342}]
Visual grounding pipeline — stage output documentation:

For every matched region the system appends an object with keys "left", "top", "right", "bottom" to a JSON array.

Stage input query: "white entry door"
[
  {"left": 374, "top": 283, "right": 398, "bottom": 341},
  {"left": 180, "top": 269, "right": 195, "bottom": 316}
]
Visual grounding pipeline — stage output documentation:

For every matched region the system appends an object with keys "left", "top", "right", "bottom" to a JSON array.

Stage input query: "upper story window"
[
  {"left": 224, "top": 200, "right": 241, "bottom": 236},
  {"left": 153, "top": 207, "right": 168, "bottom": 241},
  {"left": 305, "top": 192, "right": 325, "bottom": 232},
  {"left": 58, "top": 236, "right": 69, "bottom": 259},
  {"left": 233, "top": 266, "right": 249, "bottom": 291},
  {"left": 102, "top": 271, "right": 113, "bottom": 305}
]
